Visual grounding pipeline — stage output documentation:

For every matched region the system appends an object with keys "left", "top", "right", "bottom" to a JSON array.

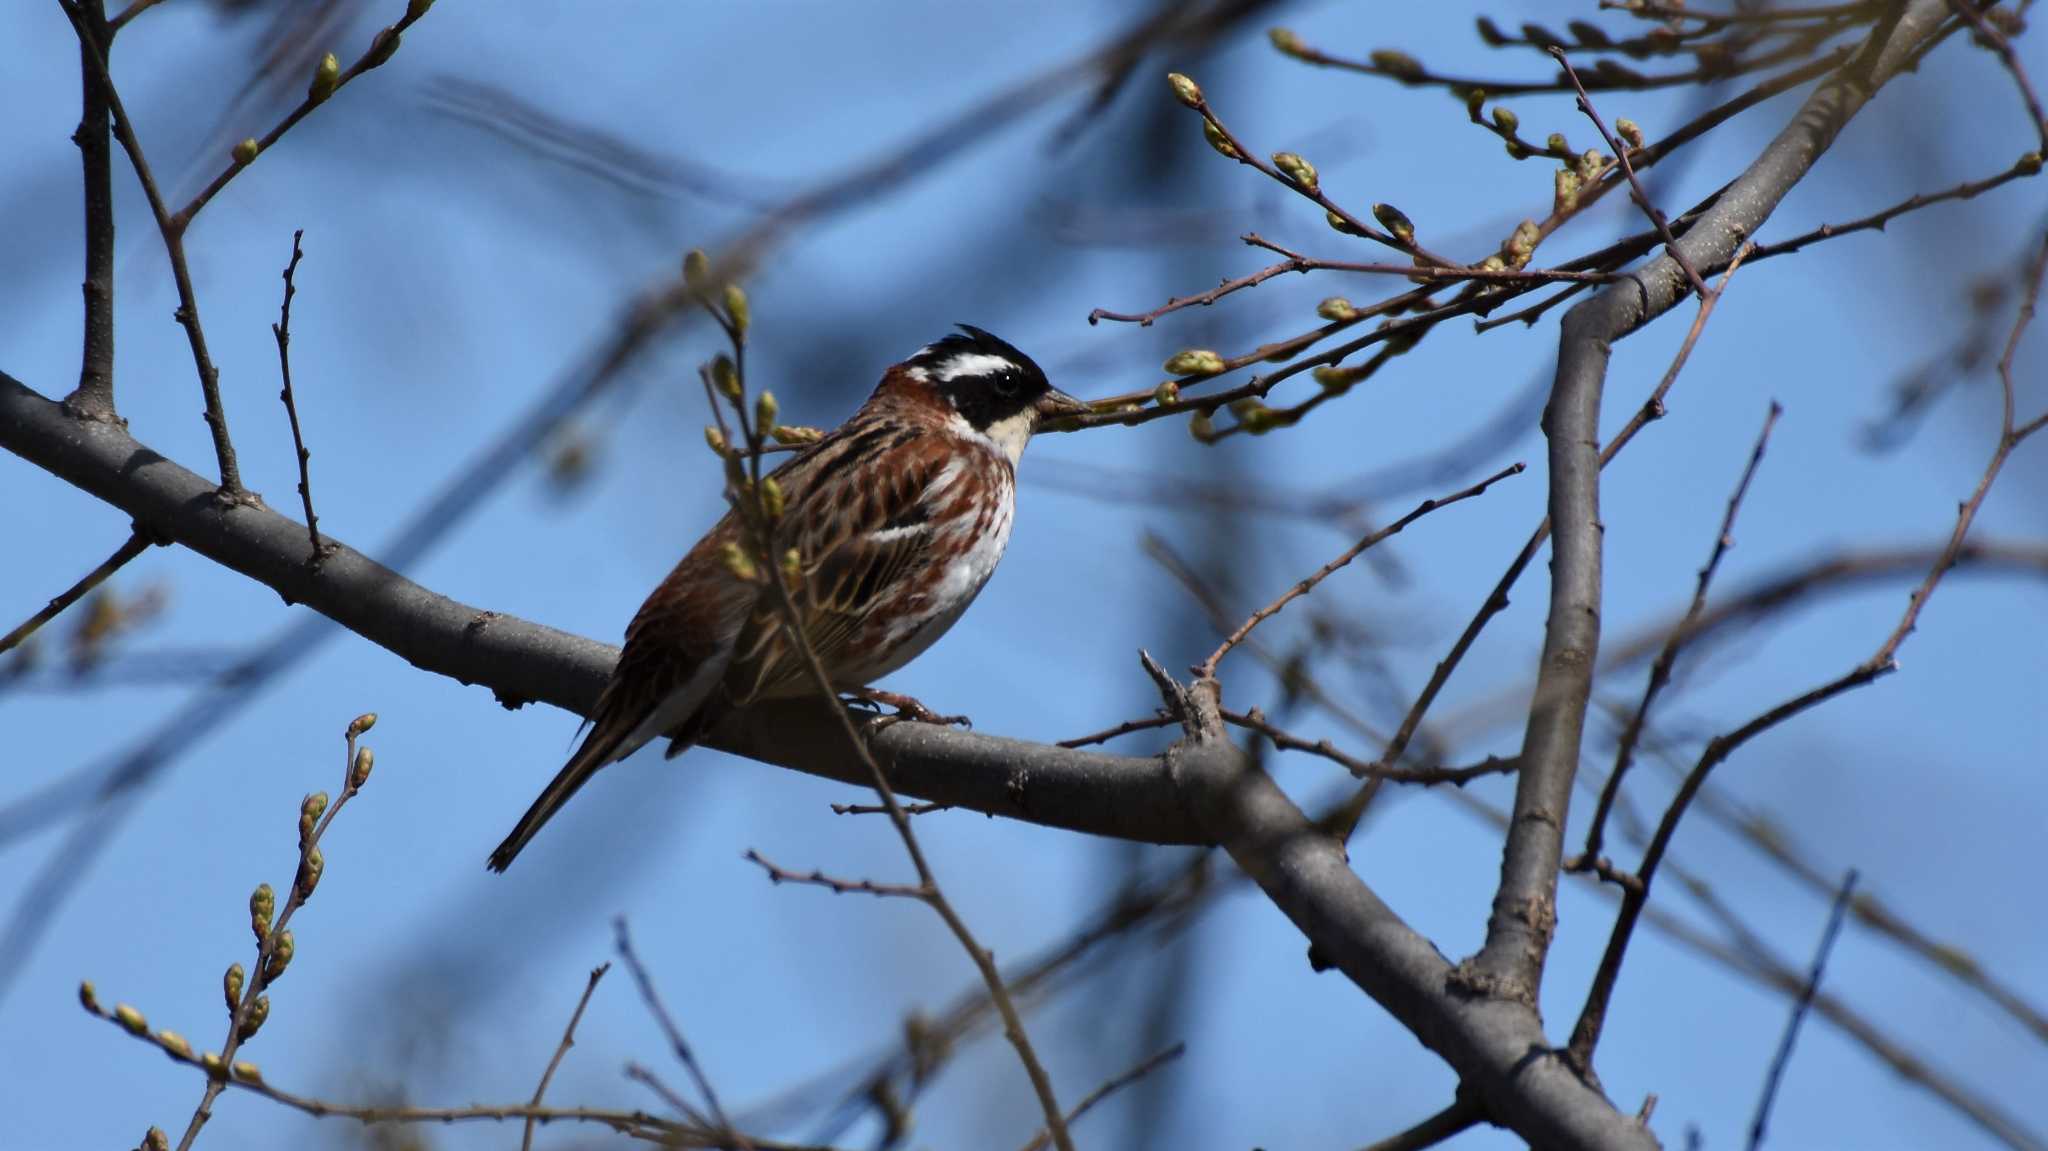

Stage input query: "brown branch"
[
  {"left": 1166, "top": 79, "right": 1458, "bottom": 267},
  {"left": 0, "top": 528, "right": 154, "bottom": 657},
  {"left": 1056, "top": 712, "right": 1178, "bottom": 748},
  {"left": 1088, "top": 234, "right": 1616, "bottom": 327},
  {"left": 523, "top": 963, "right": 610, "bottom": 1151},
  {"left": 1352, "top": 1096, "right": 1484, "bottom": 1151},
  {"left": 1276, "top": 18, "right": 1860, "bottom": 96},
  {"left": 64, "top": 0, "right": 116, "bottom": 423},
  {"left": 1223, "top": 707, "right": 1518, "bottom": 786},
  {"left": 1874, "top": 226, "right": 2048, "bottom": 665},
  {"left": 1196, "top": 462, "right": 1525, "bottom": 678},
  {"left": 271, "top": 230, "right": 329, "bottom": 565},
  {"left": 744, "top": 849, "right": 930, "bottom": 899},
  {"left": 1552, "top": 47, "right": 1711, "bottom": 299},
  {"left": 57, "top": 0, "right": 245, "bottom": 494},
  {"left": 1014, "top": 1043, "right": 1186, "bottom": 1151},
  {"left": 614, "top": 918, "right": 749, "bottom": 1149},
  {"left": 1746, "top": 869, "right": 1859, "bottom": 1151},
  {"left": 1946, "top": 0, "right": 2048, "bottom": 150},
  {"left": 1742, "top": 156, "right": 2042, "bottom": 263},
  {"left": 1578, "top": 400, "right": 1782, "bottom": 867},
  {"left": 169, "top": 1, "right": 436, "bottom": 230}
]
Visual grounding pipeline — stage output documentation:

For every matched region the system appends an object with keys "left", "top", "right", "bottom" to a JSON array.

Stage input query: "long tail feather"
[{"left": 487, "top": 721, "right": 632, "bottom": 872}]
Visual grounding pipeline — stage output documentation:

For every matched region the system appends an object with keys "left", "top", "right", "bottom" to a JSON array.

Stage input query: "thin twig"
[
  {"left": 1055, "top": 712, "right": 1179, "bottom": 748},
  {"left": 1552, "top": 47, "right": 1711, "bottom": 299},
  {"left": 80, "top": 1003, "right": 832, "bottom": 1150},
  {"left": 614, "top": 918, "right": 750, "bottom": 1150},
  {"left": 1353, "top": 1096, "right": 1484, "bottom": 1151},
  {"left": 0, "top": 529, "right": 153, "bottom": 656},
  {"left": 1872, "top": 227, "right": 2048, "bottom": 665},
  {"left": 625, "top": 1062, "right": 712, "bottom": 1127},
  {"left": 1579, "top": 400, "right": 1783, "bottom": 867},
  {"left": 828, "top": 800, "right": 952, "bottom": 816},
  {"left": 1747, "top": 869, "right": 1860, "bottom": 1151},
  {"left": 65, "top": 0, "right": 117, "bottom": 422},
  {"left": 105, "top": 0, "right": 164, "bottom": 33},
  {"left": 1014, "top": 1042, "right": 1187, "bottom": 1151},
  {"left": 522, "top": 963, "right": 610, "bottom": 1151},
  {"left": 173, "top": 712, "right": 378, "bottom": 1151},
  {"left": 1572, "top": 228, "right": 2048, "bottom": 1066},
  {"left": 1945, "top": 0, "right": 2048, "bottom": 149},
  {"left": 744, "top": 850, "right": 930, "bottom": 899},
  {"left": 1196, "top": 462, "right": 1525, "bottom": 678},
  {"left": 272, "top": 230, "right": 328, "bottom": 564},
  {"left": 169, "top": 2, "right": 437, "bottom": 230},
  {"left": 1224, "top": 707, "right": 1518, "bottom": 786},
  {"left": 57, "top": 0, "right": 245, "bottom": 494}
]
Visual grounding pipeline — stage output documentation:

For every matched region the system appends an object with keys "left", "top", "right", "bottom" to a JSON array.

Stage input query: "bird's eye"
[{"left": 991, "top": 372, "right": 1020, "bottom": 397}]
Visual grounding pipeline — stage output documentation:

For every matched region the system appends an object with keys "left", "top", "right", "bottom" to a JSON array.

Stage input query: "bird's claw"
[{"left": 846, "top": 688, "right": 971, "bottom": 731}]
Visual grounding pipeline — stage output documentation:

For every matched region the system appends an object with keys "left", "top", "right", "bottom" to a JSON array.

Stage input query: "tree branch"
[
  {"left": 0, "top": 369, "right": 1203, "bottom": 847},
  {"left": 64, "top": 0, "right": 116, "bottom": 423},
  {"left": 1468, "top": 0, "right": 1954, "bottom": 996}
]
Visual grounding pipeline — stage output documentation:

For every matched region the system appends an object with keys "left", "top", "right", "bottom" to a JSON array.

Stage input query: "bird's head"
[{"left": 904, "top": 325, "right": 1088, "bottom": 461}]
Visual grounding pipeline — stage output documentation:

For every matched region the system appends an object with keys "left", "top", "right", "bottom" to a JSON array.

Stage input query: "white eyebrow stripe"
[{"left": 931, "top": 352, "right": 1018, "bottom": 382}]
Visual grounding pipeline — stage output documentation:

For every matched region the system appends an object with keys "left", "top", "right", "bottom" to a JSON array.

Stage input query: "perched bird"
[{"left": 487, "top": 325, "right": 1086, "bottom": 871}]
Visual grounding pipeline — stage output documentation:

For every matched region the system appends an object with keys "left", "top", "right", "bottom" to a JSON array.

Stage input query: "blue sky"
[{"left": 3, "top": 3, "right": 2044, "bottom": 1149}]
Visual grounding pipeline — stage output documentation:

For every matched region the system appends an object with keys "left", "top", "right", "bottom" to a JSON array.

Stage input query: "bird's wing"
[{"left": 722, "top": 428, "right": 959, "bottom": 703}]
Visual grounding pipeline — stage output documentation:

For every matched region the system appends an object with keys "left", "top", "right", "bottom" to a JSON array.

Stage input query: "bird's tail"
[{"left": 487, "top": 717, "right": 633, "bottom": 872}]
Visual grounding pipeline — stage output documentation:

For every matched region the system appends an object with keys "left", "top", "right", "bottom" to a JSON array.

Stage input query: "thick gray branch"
[
  {"left": 1473, "top": 0, "right": 1956, "bottom": 992},
  {"left": 0, "top": 370, "right": 1199, "bottom": 846},
  {"left": 1169, "top": 701, "right": 1655, "bottom": 1151},
  {"left": 5, "top": 364, "right": 1658, "bottom": 1147}
]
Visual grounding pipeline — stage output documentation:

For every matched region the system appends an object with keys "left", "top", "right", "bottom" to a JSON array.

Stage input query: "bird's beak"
[{"left": 1034, "top": 387, "right": 1092, "bottom": 421}]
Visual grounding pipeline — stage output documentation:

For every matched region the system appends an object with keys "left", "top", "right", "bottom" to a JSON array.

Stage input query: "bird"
[{"left": 487, "top": 325, "right": 1087, "bottom": 871}]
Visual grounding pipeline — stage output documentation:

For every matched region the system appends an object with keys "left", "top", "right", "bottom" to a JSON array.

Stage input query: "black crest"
[{"left": 910, "top": 324, "right": 1053, "bottom": 430}]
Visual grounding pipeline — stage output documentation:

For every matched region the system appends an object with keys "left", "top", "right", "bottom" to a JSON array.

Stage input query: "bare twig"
[
  {"left": 173, "top": 712, "right": 378, "bottom": 1151},
  {"left": 1945, "top": 0, "right": 2048, "bottom": 149},
  {"left": 1353, "top": 1096, "right": 1484, "bottom": 1151},
  {"left": 1579, "top": 400, "right": 1783, "bottom": 867},
  {"left": 0, "top": 528, "right": 153, "bottom": 657},
  {"left": 1552, "top": 46, "right": 1711, "bottom": 299},
  {"left": 56, "top": 0, "right": 245, "bottom": 494},
  {"left": 614, "top": 918, "right": 749, "bottom": 1149},
  {"left": 64, "top": 0, "right": 116, "bottom": 422},
  {"left": 1223, "top": 707, "right": 1518, "bottom": 786},
  {"left": 1873, "top": 227, "right": 2048, "bottom": 663},
  {"left": 1056, "top": 712, "right": 1178, "bottom": 748},
  {"left": 105, "top": 0, "right": 165, "bottom": 33},
  {"left": 80, "top": 1002, "right": 832, "bottom": 1150},
  {"left": 271, "top": 230, "right": 328, "bottom": 564},
  {"left": 744, "top": 850, "right": 930, "bottom": 899},
  {"left": 828, "top": 800, "right": 951, "bottom": 816},
  {"left": 522, "top": 963, "right": 611, "bottom": 1151},
  {"left": 1196, "top": 462, "right": 1525, "bottom": 678},
  {"left": 1747, "top": 870, "right": 1860, "bottom": 1151},
  {"left": 1014, "top": 1042, "right": 1186, "bottom": 1151},
  {"left": 169, "top": 1, "right": 436, "bottom": 230}
]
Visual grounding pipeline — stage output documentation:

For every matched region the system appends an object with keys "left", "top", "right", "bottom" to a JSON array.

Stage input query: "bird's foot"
[{"left": 845, "top": 687, "right": 972, "bottom": 731}]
